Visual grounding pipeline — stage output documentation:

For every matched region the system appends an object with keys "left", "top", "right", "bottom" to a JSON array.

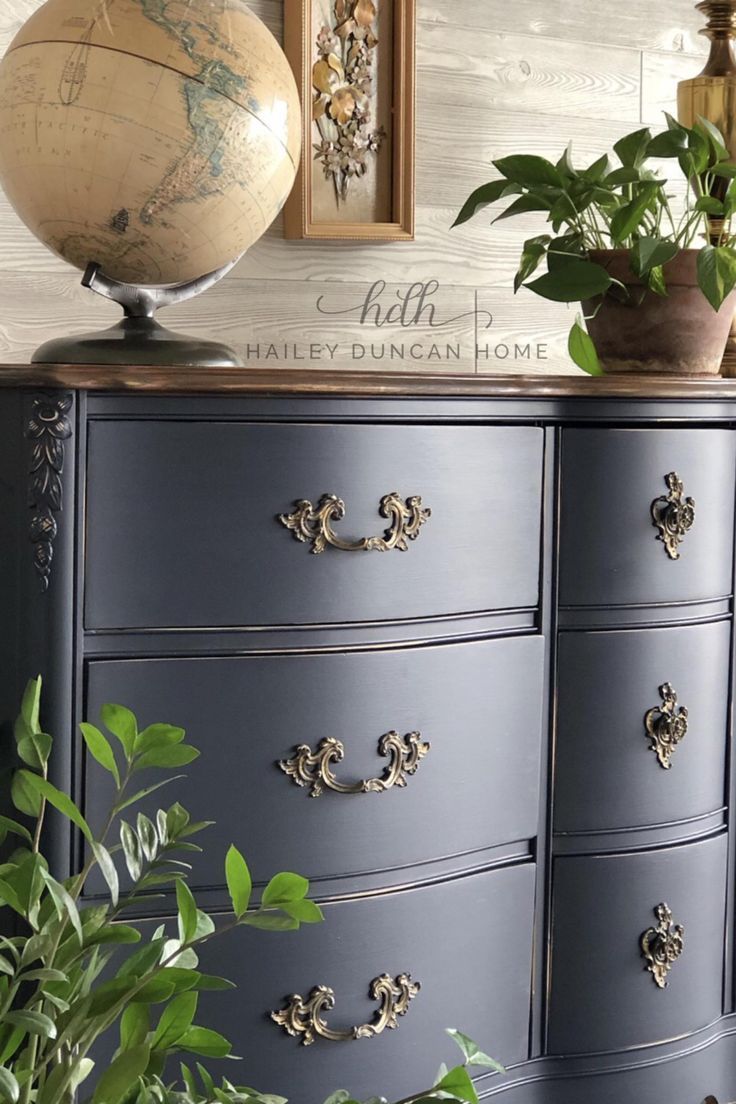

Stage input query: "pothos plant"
[
  {"left": 453, "top": 113, "right": 736, "bottom": 373},
  {"left": 0, "top": 678, "right": 503, "bottom": 1104}
]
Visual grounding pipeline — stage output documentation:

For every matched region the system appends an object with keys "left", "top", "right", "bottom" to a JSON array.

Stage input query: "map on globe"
[{"left": 0, "top": 0, "right": 301, "bottom": 284}]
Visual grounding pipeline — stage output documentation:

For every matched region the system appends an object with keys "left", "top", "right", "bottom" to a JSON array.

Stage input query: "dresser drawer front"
[
  {"left": 547, "top": 833, "right": 727, "bottom": 1055},
  {"left": 191, "top": 864, "right": 534, "bottom": 1101},
  {"left": 83, "top": 636, "right": 544, "bottom": 889},
  {"left": 554, "top": 620, "right": 730, "bottom": 834},
  {"left": 559, "top": 429, "right": 736, "bottom": 607},
  {"left": 84, "top": 422, "right": 543, "bottom": 628}
]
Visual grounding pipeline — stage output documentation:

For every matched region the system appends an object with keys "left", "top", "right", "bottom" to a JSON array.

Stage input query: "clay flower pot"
[{"left": 584, "top": 249, "right": 736, "bottom": 376}]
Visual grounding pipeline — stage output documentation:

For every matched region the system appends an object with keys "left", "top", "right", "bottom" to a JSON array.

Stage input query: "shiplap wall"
[{"left": 0, "top": 0, "right": 711, "bottom": 373}]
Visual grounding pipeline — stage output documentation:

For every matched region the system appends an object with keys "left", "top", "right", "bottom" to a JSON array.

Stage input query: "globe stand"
[{"left": 32, "top": 258, "right": 244, "bottom": 367}]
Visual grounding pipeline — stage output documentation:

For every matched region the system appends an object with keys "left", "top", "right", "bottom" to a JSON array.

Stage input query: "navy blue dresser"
[{"left": 1, "top": 366, "right": 736, "bottom": 1104}]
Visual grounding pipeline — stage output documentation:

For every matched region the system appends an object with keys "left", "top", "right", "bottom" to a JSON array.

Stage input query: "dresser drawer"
[
  {"left": 83, "top": 636, "right": 544, "bottom": 890},
  {"left": 547, "top": 833, "right": 727, "bottom": 1055},
  {"left": 84, "top": 422, "right": 543, "bottom": 628},
  {"left": 559, "top": 429, "right": 736, "bottom": 607},
  {"left": 191, "top": 864, "right": 534, "bottom": 1101},
  {"left": 554, "top": 620, "right": 730, "bottom": 835}
]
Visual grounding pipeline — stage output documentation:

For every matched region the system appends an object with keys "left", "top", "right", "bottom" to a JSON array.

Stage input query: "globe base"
[{"left": 32, "top": 316, "right": 244, "bottom": 368}]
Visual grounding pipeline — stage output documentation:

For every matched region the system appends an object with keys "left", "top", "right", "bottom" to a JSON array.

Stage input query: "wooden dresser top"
[{"left": 3, "top": 364, "right": 736, "bottom": 398}]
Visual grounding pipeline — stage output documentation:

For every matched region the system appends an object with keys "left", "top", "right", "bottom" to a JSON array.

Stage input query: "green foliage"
[
  {"left": 0, "top": 679, "right": 501, "bottom": 1104},
  {"left": 453, "top": 114, "right": 736, "bottom": 371}
]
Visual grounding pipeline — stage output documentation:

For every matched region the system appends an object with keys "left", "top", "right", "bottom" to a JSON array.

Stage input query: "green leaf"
[
  {"left": 225, "top": 846, "right": 252, "bottom": 919},
  {"left": 134, "top": 979, "right": 176, "bottom": 1004},
  {"left": 0, "top": 880, "right": 23, "bottom": 917},
  {"left": 136, "top": 815, "right": 158, "bottom": 863},
  {"left": 647, "top": 127, "right": 688, "bottom": 158},
  {"left": 92, "top": 841, "right": 119, "bottom": 906},
  {"left": 695, "top": 196, "right": 726, "bottom": 215},
  {"left": 492, "top": 194, "right": 552, "bottom": 222},
  {"left": 713, "top": 162, "right": 736, "bottom": 180},
  {"left": 121, "top": 821, "right": 143, "bottom": 881},
  {"left": 11, "top": 772, "right": 41, "bottom": 818},
  {"left": 152, "top": 992, "right": 198, "bottom": 1051},
  {"left": 609, "top": 183, "right": 658, "bottom": 244},
  {"left": 568, "top": 321, "right": 602, "bottom": 377},
  {"left": 102, "top": 704, "right": 138, "bottom": 760},
  {"left": 135, "top": 724, "right": 186, "bottom": 756},
  {"left": 493, "top": 154, "right": 563, "bottom": 188},
  {"left": 177, "top": 1027, "right": 231, "bottom": 1059},
  {"left": 4, "top": 1011, "right": 56, "bottom": 1039},
  {"left": 555, "top": 141, "right": 577, "bottom": 179},
  {"left": 19, "top": 967, "right": 67, "bottom": 982},
  {"left": 696, "top": 115, "right": 730, "bottom": 160},
  {"left": 514, "top": 235, "right": 551, "bottom": 292},
  {"left": 446, "top": 1030, "right": 506, "bottom": 1073},
  {"left": 451, "top": 179, "right": 521, "bottom": 227},
  {"left": 92, "top": 1044, "right": 150, "bottom": 1104},
  {"left": 86, "top": 924, "right": 141, "bottom": 946},
  {"left": 280, "top": 899, "right": 324, "bottom": 924},
  {"left": 114, "top": 776, "right": 184, "bottom": 814},
  {"left": 18, "top": 772, "right": 92, "bottom": 842},
  {"left": 240, "top": 913, "right": 299, "bottom": 932},
  {"left": 526, "top": 258, "right": 612, "bottom": 303},
  {"left": 135, "top": 746, "right": 200, "bottom": 770},
  {"left": 0, "top": 817, "right": 32, "bottom": 847},
  {"left": 15, "top": 730, "right": 52, "bottom": 772},
  {"left": 614, "top": 127, "right": 652, "bottom": 169},
  {"left": 262, "top": 872, "right": 308, "bottom": 908},
  {"left": 175, "top": 880, "right": 197, "bottom": 944},
  {"left": 581, "top": 153, "right": 610, "bottom": 183},
  {"left": 81, "top": 723, "right": 120, "bottom": 786},
  {"left": 39, "top": 868, "right": 83, "bottom": 943},
  {"left": 698, "top": 244, "right": 736, "bottom": 310},
  {"left": 19, "top": 678, "right": 42, "bottom": 735},
  {"left": 120, "top": 1004, "right": 150, "bottom": 1050},
  {"left": 90, "top": 978, "right": 136, "bottom": 1015},
  {"left": 630, "top": 236, "right": 678, "bottom": 275},
  {"left": 0, "top": 1067, "right": 19, "bottom": 1104},
  {"left": 433, "top": 1065, "right": 478, "bottom": 1104}
]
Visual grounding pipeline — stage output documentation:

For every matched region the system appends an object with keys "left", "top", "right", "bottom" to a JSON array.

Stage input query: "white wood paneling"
[{"left": 0, "top": 0, "right": 712, "bottom": 374}]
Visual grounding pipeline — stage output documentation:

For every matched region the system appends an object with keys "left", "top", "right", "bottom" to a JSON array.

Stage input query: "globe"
[{"left": 0, "top": 0, "right": 301, "bottom": 286}]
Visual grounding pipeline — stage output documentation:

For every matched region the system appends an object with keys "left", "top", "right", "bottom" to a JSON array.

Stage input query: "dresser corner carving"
[
  {"left": 640, "top": 902, "right": 685, "bottom": 989},
  {"left": 651, "top": 472, "right": 695, "bottom": 560},
  {"left": 24, "top": 392, "right": 73, "bottom": 592},
  {"left": 644, "top": 683, "right": 688, "bottom": 770}
]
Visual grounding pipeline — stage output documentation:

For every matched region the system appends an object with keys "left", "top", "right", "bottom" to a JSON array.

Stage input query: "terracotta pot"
[{"left": 583, "top": 249, "right": 736, "bottom": 376}]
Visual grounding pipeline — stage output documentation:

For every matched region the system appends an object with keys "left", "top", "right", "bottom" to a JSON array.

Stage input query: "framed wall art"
[{"left": 283, "top": 0, "right": 415, "bottom": 241}]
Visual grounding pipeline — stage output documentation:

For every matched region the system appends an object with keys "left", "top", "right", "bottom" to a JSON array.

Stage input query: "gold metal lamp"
[{"left": 678, "top": 1, "right": 736, "bottom": 374}]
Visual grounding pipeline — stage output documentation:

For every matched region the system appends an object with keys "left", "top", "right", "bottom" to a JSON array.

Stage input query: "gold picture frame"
[{"left": 283, "top": 0, "right": 415, "bottom": 241}]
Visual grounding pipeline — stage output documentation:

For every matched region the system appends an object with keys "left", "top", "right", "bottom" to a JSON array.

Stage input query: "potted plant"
[
  {"left": 0, "top": 678, "right": 503, "bottom": 1104},
  {"left": 453, "top": 114, "right": 736, "bottom": 376}
]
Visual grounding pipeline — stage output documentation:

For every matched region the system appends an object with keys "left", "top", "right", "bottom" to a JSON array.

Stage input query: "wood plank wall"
[{"left": 0, "top": 0, "right": 710, "bottom": 373}]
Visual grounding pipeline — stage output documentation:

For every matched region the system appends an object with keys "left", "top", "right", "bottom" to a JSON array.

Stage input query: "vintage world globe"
[{"left": 0, "top": 0, "right": 301, "bottom": 286}]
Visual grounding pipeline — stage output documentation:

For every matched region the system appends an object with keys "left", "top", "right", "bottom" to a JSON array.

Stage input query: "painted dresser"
[{"left": 1, "top": 366, "right": 736, "bottom": 1104}]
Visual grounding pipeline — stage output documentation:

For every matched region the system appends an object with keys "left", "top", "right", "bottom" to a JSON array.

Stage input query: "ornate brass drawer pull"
[
  {"left": 278, "top": 492, "right": 431, "bottom": 554},
  {"left": 651, "top": 472, "right": 695, "bottom": 560},
  {"left": 644, "top": 683, "right": 688, "bottom": 770},
  {"left": 640, "top": 903, "right": 685, "bottom": 989},
  {"left": 272, "top": 973, "right": 420, "bottom": 1046},
  {"left": 279, "top": 731, "right": 430, "bottom": 798}
]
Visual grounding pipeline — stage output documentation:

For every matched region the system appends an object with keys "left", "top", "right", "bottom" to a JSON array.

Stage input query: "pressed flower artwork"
[
  {"left": 284, "top": 0, "right": 415, "bottom": 239},
  {"left": 312, "top": 0, "right": 387, "bottom": 204}
]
